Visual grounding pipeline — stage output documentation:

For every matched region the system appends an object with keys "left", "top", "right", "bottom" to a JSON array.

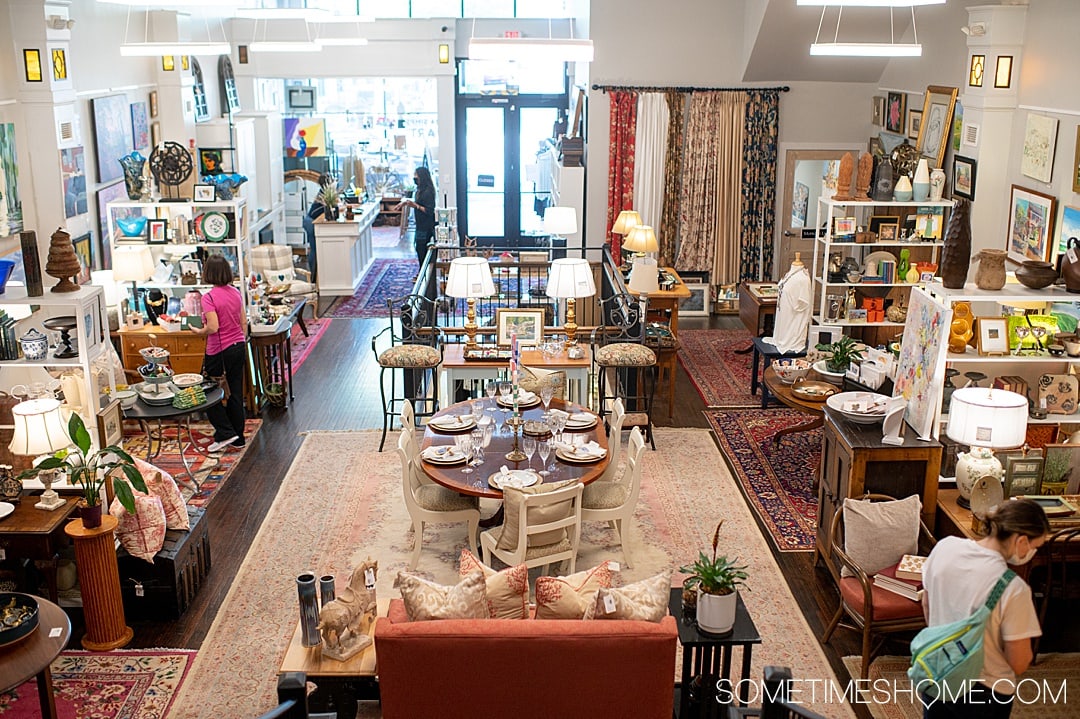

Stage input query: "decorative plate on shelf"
[{"left": 201, "top": 211, "right": 230, "bottom": 242}]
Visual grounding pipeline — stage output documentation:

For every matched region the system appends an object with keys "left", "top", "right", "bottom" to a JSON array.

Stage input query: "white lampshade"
[
  {"left": 112, "top": 245, "right": 155, "bottom": 283},
  {"left": 546, "top": 258, "right": 596, "bottom": 299},
  {"left": 628, "top": 257, "right": 660, "bottom": 295},
  {"left": 612, "top": 210, "right": 641, "bottom": 236},
  {"left": 444, "top": 256, "right": 495, "bottom": 299},
  {"left": 543, "top": 207, "right": 578, "bottom": 236},
  {"left": 623, "top": 225, "right": 659, "bottom": 254},
  {"left": 9, "top": 398, "right": 70, "bottom": 456},
  {"left": 946, "top": 388, "right": 1028, "bottom": 448}
]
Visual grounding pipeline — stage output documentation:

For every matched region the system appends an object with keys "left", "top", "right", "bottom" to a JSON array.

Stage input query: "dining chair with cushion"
[
  {"left": 397, "top": 429, "right": 479, "bottom": 569},
  {"left": 373, "top": 294, "right": 444, "bottom": 451},
  {"left": 595, "top": 398, "right": 626, "bottom": 484},
  {"left": 582, "top": 426, "right": 645, "bottom": 569},
  {"left": 1034, "top": 527, "right": 1080, "bottom": 660},
  {"left": 822, "top": 493, "right": 936, "bottom": 679},
  {"left": 591, "top": 293, "right": 657, "bottom": 450},
  {"left": 250, "top": 244, "right": 318, "bottom": 323},
  {"left": 480, "top": 480, "right": 583, "bottom": 576},
  {"left": 400, "top": 398, "right": 416, "bottom": 433}
]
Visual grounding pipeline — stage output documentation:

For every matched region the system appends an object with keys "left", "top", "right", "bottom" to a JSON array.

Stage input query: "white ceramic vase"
[
  {"left": 697, "top": 589, "right": 737, "bottom": 634},
  {"left": 893, "top": 175, "right": 913, "bottom": 202},
  {"left": 912, "top": 159, "right": 931, "bottom": 202},
  {"left": 955, "top": 447, "right": 1003, "bottom": 506},
  {"left": 929, "top": 168, "right": 946, "bottom": 201}
]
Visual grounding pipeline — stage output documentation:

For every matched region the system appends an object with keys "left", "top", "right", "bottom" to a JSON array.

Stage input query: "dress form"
[{"left": 762, "top": 253, "right": 812, "bottom": 353}]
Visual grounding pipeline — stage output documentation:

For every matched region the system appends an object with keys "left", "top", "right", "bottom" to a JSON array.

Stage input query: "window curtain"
[
  {"left": 606, "top": 90, "right": 638, "bottom": 260},
  {"left": 674, "top": 91, "right": 746, "bottom": 286},
  {"left": 659, "top": 91, "right": 686, "bottom": 266},
  {"left": 632, "top": 93, "right": 669, "bottom": 238},
  {"left": 740, "top": 90, "right": 781, "bottom": 282}
]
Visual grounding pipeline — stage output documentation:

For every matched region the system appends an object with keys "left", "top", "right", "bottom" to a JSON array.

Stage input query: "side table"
[
  {"left": 670, "top": 587, "right": 761, "bottom": 718},
  {"left": 250, "top": 329, "right": 295, "bottom": 410},
  {"left": 0, "top": 496, "right": 79, "bottom": 603},
  {"left": 122, "top": 386, "right": 225, "bottom": 489},
  {"left": 65, "top": 515, "right": 133, "bottom": 650},
  {"left": 0, "top": 595, "right": 71, "bottom": 719}
]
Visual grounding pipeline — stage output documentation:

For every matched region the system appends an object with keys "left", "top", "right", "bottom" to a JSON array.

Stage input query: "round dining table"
[{"left": 419, "top": 397, "right": 610, "bottom": 499}]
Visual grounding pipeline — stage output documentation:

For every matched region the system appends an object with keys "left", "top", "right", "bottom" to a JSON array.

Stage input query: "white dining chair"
[
  {"left": 581, "top": 427, "right": 646, "bottom": 569},
  {"left": 597, "top": 398, "right": 626, "bottom": 483},
  {"left": 480, "top": 481, "right": 583, "bottom": 576}
]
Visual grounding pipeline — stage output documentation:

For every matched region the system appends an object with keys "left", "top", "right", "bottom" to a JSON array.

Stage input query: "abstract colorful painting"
[
  {"left": 1007, "top": 185, "right": 1057, "bottom": 264},
  {"left": 96, "top": 180, "right": 128, "bottom": 269},
  {"left": 0, "top": 123, "right": 23, "bottom": 238},
  {"left": 284, "top": 118, "right": 327, "bottom": 158},
  {"left": 1060, "top": 205, "right": 1080, "bottom": 254},
  {"left": 130, "top": 101, "right": 150, "bottom": 151},
  {"left": 893, "top": 287, "right": 951, "bottom": 441},
  {"left": 91, "top": 94, "right": 133, "bottom": 183},
  {"left": 72, "top": 231, "right": 93, "bottom": 282},
  {"left": 60, "top": 146, "right": 88, "bottom": 218}
]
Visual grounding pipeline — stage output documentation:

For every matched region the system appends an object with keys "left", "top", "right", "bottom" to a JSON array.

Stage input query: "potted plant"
[
  {"left": 814, "top": 334, "right": 865, "bottom": 382},
  {"left": 18, "top": 413, "right": 147, "bottom": 528},
  {"left": 679, "top": 521, "right": 748, "bottom": 634},
  {"left": 318, "top": 182, "right": 341, "bottom": 220}
]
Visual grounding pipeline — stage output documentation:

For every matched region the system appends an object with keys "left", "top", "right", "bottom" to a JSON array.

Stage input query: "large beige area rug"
[
  {"left": 843, "top": 654, "right": 1078, "bottom": 719},
  {"left": 169, "top": 429, "right": 854, "bottom": 719}
]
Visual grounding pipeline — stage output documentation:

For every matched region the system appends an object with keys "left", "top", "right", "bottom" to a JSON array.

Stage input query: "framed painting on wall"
[
  {"left": 495, "top": 308, "right": 545, "bottom": 347},
  {"left": 91, "top": 94, "right": 133, "bottom": 184},
  {"left": 1059, "top": 205, "right": 1080, "bottom": 254},
  {"left": 915, "top": 85, "right": 958, "bottom": 170},
  {"left": 1007, "top": 185, "right": 1057, "bottom": 264},
  {"left": 1021, "top": 113, "right": 1059, "bottom": 184},
  {"left": 952, "top": 155, "right": 977, "bottom": 201},
  {"left": 680, "top": 283, "right": 711, "bottom": 317},
  {"left": 885, "top": 92, "right": 906, "bottom": 134},
  {"left": 893, "top": 287, "right": 952, "bottom": 441}
]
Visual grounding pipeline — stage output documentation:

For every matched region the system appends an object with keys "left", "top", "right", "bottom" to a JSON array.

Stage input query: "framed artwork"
[
  {"left": 915, "top": 85, "right": 958, "bottom": 169},
  {"left": 952, "top": 155, "right": 977, "bottom": 201},
  {"left": 792, "top": 181, "right": 809, "bottom": 227},
  {"left": 283, "top": 118, "right": 327, "bottom": 158},
  {"left": 872, "top": 96, "right": 884, "bottom": 126},
  {"left": 199, "top": 148, "right": 228, "bottom": 176},
  {"left": 868, "top": 215, "right": 899, "bottom": 236},
  {"left": 976, "top": 317, "right": 1009, "bottom": 355},
  {"left": 893, "top": 287, "right": 952, "bottom": 441},
  {"left": 951, "top": 99, "right": 964, "bottom": 153},
  {"left": 146, "top": 218, "right": 167, "bottom": 244},
  {"left": 72, "top": 232, "right": 92, "bottom": 283},
  {"left": 680, "top": 283, "right": 710, "bottom": 317},
  {"left": 878, "top": 224, "right": 898, "bottom": 241},
  {"left": 1059, "top": 205, "right": 1080, "bottom": 254},
  {"left": 1040, "top": 444, "right": 1080, "bottom": 494},
  {"left": 97, "top": 400, "right": 124, "bottom": 448},
  {"left": 907, "top": 110, "right": 922, "bottom": 140},
  {"left": 149, "top": 90, "right": 158, "bottom": 118},
  {"left": 1074, "top": 127, "right": 1080, "bottom": 194},
  {"left": 914, "top": 210, "right": 943, "bottom": 240},
  {"left": 23, "top": 49, "right": 42, "bottom": 82},
  {"left": 495, "top": 308, "right": 545, "bottom": 347},
  {"left": 91, "top": 94, "right": 133, "bottom": 184},
  {"left": 885, "top": 92, "right": 905, "bottom": 134},
  {"left": 60, "top": 146, "right": 87, "bottom": 219},
  {"left": 1006, "top": 184, "right": 1057, "bottom": 264},
  {"left": 130, "top": 101, "right": 149, "bottom": 151},
  {"left": 150, "top": 121, "right": 160, "bottom": 149},
  {"left": 193, "top": 184, "right": 216, "bottom": 203},
  {"left": 833, "top": 217, "right": 856, "bottom": 238},
  {"left": 1021, "top": 113, "right": 1058, "bottom": 184},
  {"left": 1002, "top": 453, "right": 1043, "bottom": 498},
  {"left": 96, "top": 179, "right": 126, "bottom": 265},
  {"left": 0, "top": 124, "right": 23, "bottom": 239}
]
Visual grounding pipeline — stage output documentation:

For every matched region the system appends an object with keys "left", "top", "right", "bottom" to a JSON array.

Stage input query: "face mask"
[{"left": 1007, "top": 538, "right": 1038, "bottom": 566}]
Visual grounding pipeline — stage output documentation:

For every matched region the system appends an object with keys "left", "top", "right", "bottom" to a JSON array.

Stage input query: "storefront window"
[{"left": 458, "top": 59, "right": 565, "bottom": 96}]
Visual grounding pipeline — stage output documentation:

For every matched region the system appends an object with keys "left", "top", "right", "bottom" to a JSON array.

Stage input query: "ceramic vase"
[
  {"left": 912, "top": 159, "right": 931, "bottom": 202},
  {"left": 19, "top": 328, "right": 48, "bottom": 361},
  {"left": 893, "top": 175, "right": 913, "bottom": 202},
  {"left": 696, "top": 589, "right": 737, "bottom": 635},
  {"left": 974, "top": 248, "right": 1007, "bottom": 291},
  {"left": 929, "top": 168, "right": 946, "bottom": 201},
  {"left": 319, "top": 575, "right": 336, "bottom": 607},
  {"left": 955, "top": 447, "right": 1002, "bottom": 508},
  {"left": 1063, "top": 237, "right": 1080, "bottom": 293},
  {"left": 119, "top": 152, "right": 146, "bottom": 201},
  {"left": 872, "top": 157, "right": 894, "bottom": 202},
  {"left": 297, "top": 573, "right": 321, "bottom": 647},
  {"left": 940, "top": 199, "right": 972, "bottom": 289}
]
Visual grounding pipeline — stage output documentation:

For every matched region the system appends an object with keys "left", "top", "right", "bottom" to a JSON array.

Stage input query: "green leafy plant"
[
  {"left": 17, "top": 414, "right": 147, "bottom": 512},
  {"left": 679, "top": 520, "right": 748, "bottom": 596},
  {"left": 816, "top": 334, "right": 865, "bottom": 373},
  {"left": 318, "top": 182, "right": 340, "bottom": 209}
]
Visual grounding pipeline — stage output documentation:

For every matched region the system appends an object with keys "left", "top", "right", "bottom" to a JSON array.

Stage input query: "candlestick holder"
[{"left": 504, "top": 416, "right": 527, "bottom": 462}]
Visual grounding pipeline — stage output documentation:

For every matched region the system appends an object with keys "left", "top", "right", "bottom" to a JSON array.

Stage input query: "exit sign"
[{"left": 503, "top": 31, "right": 521, "bottom": 38}]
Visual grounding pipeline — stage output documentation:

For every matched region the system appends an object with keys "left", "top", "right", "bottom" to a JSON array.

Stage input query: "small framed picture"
[
  {"left": 833, "top": 217, "right": 856, "bottom": 238},
  {"left": 1000, "top": 452, "right": 1044, "bottom": 498},
  {"left": 868, "top": 215, "right": 899, "bottom": 237},
  {"left": 872, "top": 96, "right": 885, "bottom": 126},
  {"left": 907, "top": 110, "right": 922, "bottom": 140},
  {"left": 953, "top": 155, "right": 977, "bottom": 201},
  {"left": 680, "top": 282, "right": 710, "bottom": 317},
  {"left": 495, "top": 308, "right": 546, "bottom": 347},
  {"left": 193, "top": 184, "right": 216, "bottom": 203},
  {"left": 976, "top": 317, "right": 1009, "bottom": 356},
  {"left": 846, "top": 309, "right": 868, "bottom": 323},
  {"left": 146, "top": 218, "right": 168, "bottom": 244},
  {"left": 878, "top": 224, "right": 898, "bottom": 241},
  {"left": 97, "top": 399, "right": 124, "bottom": 448}
]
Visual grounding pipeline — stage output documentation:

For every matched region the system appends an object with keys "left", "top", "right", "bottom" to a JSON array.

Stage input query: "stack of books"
[{"left": 873, "top": 555, "right": 926, "bottom": 602}]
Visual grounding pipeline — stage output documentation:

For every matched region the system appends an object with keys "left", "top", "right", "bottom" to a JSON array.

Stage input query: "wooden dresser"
[{"left": 118, "top": 326, "right": 207, "bottom": 375}]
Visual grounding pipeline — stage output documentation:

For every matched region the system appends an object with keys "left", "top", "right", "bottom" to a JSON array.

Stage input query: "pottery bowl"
[
  {"left": 115, "top": 216, "right": 148, "bottom": 237},
  {"left": 114, "top": 389, "right": 138, "bottom": 409},
  {"left": 772, "top": 358, "right": 811, "bottom": 384},
  {"left": 1057, "top": 333, "right": 1080, "bottom": 357}
]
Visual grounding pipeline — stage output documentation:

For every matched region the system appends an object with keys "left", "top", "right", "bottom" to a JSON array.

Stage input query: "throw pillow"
[
  {"left": 110, "top": 493, "right": 167, "bottom": 563},
  {"left": 584, "top": 571, "right": 670, "bottom": 622},
  {"left": 520, "top": 366, "right": 566, "bottom": 400},
  {"left": 397, "top": 569, "right": 489, "bottom": 621},
  {"left": 842, "top": 495, "right": 922, "bottom": 577},
  {"left": 496, "top": 479, "right": 578, "bottom": 552},
  {"left": 534, "top": 562, "right": 616, "bottom": 620},
  {"left": 459, "top": 549, "right": 529, "bottom": 620},
  {"left": 135, "top": 458, "right": 189, "bottom": 530}
]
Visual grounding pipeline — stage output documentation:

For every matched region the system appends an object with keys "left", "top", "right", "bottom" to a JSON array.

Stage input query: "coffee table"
[
  {"left": 762, "top": 366, "right": 828, "bottom": 445},
  {"left": 0, "top": 595, "right": 71, "bottom": 719},
  {"left": 122, "top": 386, "right": 225, "bottom": 488}
]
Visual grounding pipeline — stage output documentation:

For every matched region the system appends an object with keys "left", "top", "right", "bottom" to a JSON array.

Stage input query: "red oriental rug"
[
  {"left": 325, "top": 259, "right": 418, "bottom": 319},
  {"left": 706, "top": 408, "right": 819, "bottom": 552},
  {"left": 677, "top": 328, "right": 759, "bottom": 407},
  {"left": 0, "top": 649, "right": 196, "bottom": 718}
]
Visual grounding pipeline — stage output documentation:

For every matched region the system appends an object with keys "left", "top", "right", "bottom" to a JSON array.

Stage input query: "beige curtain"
[
  {"left": 674, "top": 91, "right": 746, "bottom": 286},
  {"left": 632, "top": 93, "right": 669, "bottom": 232}
]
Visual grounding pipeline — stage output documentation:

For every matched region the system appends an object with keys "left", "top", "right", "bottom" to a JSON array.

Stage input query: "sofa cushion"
[
  {"left": 842, "top": 495, "right": 921, "bottom": 577},
  {"left": 460, "top": 549, "right": 529, "bottom": 620},
  {"left": 534, "top": 562, "right": 615, "bottom": 619},
  {"left": 519, "top": 365, "right": 566, "bottom": 400},
  {"left": 595, "top": 343, "right": 656, "bottom": 367},
  {"left": 496, "top": 479, "right": 577, "bottom": 552},
  {"left": 585, "top": 571, "right": 670, "bottom": 622},
  {"left": 397, "top": 570, "right": 489, "bottom": 621}
]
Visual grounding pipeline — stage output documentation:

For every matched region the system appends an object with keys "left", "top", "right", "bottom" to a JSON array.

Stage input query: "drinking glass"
[
  {"left": 540, "top": 382, "right": 555, "bottom": 418},
  {"left": 498, "top": 381, "right": 512, "bottom": 410},
  {"left": 537, "top": 438, "right": 552, "bottom": 476},
  {"left": 550, "top": 414, "right": 566, "bottom": 445},
  {"left": 471, "top": 400, "right": 484, "bottom": 424},
  {"left": 485, "top": 381, "right": 497, "bottom": 409},
  {"left": 523, "top": 436, "right": 537, "bottom": 470},
  {"left": 456, "top": 435, "right": 474, "bottom": 475},
  {"left": 470, "top": 427, "right": 485, "bottom": 466}
]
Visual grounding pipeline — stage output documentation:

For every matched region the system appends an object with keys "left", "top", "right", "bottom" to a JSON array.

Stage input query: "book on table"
[
  {"left": 873, "top": 574, "right": 924, "bottom": 602},
  {"left": 895, "top": 554, "right": 926, "bottom": 582}
]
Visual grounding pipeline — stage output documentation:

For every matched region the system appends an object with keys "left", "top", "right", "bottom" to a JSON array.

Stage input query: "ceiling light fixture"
[
  {"left": 468, "top": 18, "right": 593, "bottom": 63},
  {"left": 809, "top": 4, "right": 922, "bottom": 57},
  {"left": 118, "top": 6, "right": 230, "bottom": 57},
  {"left": 248, "top": 16, "right": 323, "bottom": 54}
]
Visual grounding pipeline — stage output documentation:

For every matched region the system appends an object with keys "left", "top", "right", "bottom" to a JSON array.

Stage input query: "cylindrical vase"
[
  {"left": 297, "top": 573, "right": 321, "bottom": 647},
  {"left": 319, "top": 575, "right": 336, "bottom": 607}
]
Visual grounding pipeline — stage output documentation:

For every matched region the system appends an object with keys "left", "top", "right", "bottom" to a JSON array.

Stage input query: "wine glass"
[
  {"left": 497, "top": 381, "right": 512, "bottom": 410},
  {"left": 550, "top": 413, "right": 566, "bottom": 445},
  {"left": 456, "top": 435, "right": 474, "bottom": 475},
  {"left": 471, "top": 399, "right": 484, "bottom": 424},
  {"left": 470, "top": 427, "right": 485, "bottom": 467},
  {"left": 485, "top": 381, "right": 497, "bottom": 410},
  {"left": 540, "top": 382, "right": 555, "bottom": 418},
  {"left": 537, "top": 438, "right": 552, "bottom": 476},
  {"left": 523, "top": 435, "right": 537, "bottom": 470}
]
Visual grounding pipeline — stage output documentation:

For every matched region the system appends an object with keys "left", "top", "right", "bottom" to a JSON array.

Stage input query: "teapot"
[{"left": 955, "top": 447, "right": 1003, "bottom": 506}]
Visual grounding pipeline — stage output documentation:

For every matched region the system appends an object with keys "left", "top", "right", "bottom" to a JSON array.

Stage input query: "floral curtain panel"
[
  {"left": 606, "top": 90, "right": 638, "bottom": 260},
  {"left": 740, "top": 90, "right": 781, "bottom": 282},
  {"left": 658, "top": 91, "right": 686, "bottom": 266}
]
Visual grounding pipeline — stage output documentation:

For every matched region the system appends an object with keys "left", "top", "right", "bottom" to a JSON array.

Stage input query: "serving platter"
[{"left": 790, "top": 380, "right": 837, "bottom": 401}]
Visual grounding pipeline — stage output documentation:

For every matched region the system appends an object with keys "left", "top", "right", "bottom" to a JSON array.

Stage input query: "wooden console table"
[
  {"left": 118, "top": 326, "right": 206, "bottom": 375},
  {"left": 0, "top": 496, "right": 80, "bottom": 603}
]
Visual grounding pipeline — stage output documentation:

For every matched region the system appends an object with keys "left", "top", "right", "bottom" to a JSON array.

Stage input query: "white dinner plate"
[
  {"left": 0, "top": 502, "right": 14, "bottom": 520},
  {"left": 489, "top": 470, "right": 540, "bottom": 490},
  {"left": 497, "top": 395, "right": 541, "bottom": 408},
  {"left": 429, "top": 416, "right": 477, "bottom": 432},
  {"left": 564, "top": 415, "right": 598, "bottom": 429},
  {"left": 421, "top": 447, "right": 467, "bottom": 464},
  {"left": 556, "top": 446, "right": 607, "bottom": 463},
  {"left": 172, "top": 373, "right": 204, "bottom": 388},
  {"left": 825, "top": 391, "right": 890, "bottom": 424}
]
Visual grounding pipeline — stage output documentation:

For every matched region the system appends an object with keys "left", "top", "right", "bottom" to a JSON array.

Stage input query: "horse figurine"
[{"left": 317, "top": 558, "right": 378, "bottom": 661}]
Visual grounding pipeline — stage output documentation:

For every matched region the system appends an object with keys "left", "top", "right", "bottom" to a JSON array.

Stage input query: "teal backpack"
[{"left": 908, "top": 569, "right": 1016, "bottom": 701}]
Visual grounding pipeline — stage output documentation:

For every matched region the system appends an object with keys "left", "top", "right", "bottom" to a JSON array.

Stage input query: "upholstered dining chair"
[
  {"left": 519, "top": 365, "right": 566, "bottom": 401},
  {"left": 397, "top": 429, "right": 479, "bottom": 569},
  {"left": 480, "top": 481, "right": 584, "bottom": 575},
  {"left": 591, "top": 293, "right": 657, "bottom": 449},
  {"left": 582, "top": 426, "right": 645, "bottom": 569},
  {"left": 372, "top": 294, "right": 443, "bottom": 451},
  {"left": 597, "top": 398, "right": 626, "bottom": 483},
  {"left": 250, "top": 244, "right": 318, "bottom": 322},
  {"left": 822, "top": 494, "right": 936, "bottom": 679}
]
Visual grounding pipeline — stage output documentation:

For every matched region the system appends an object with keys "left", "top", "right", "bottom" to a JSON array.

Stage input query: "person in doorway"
[
  {"left": 920, "top": 498, "right": 1052, "bottom": 719},
  {"left": 395, "top": 166, "right": 436, "bottom": 267},
  {"left": 301, "top": 173, "right": 334, "bottom": 282},
  {"left": 190, "top": 255, "right": 247, "bottom": 452}
]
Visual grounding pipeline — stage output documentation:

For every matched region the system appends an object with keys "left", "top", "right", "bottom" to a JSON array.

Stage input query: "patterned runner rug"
[
  {"left": 0, "top": 649, "right": 196, "bottom": 718},
  {"left": 677, "top": 328, "right": 759, "bottom": 407},
  {"left": 706, "top": 408, "right": 819, "bottom": 552},
  {"left": 324, "top": 258, "right": 418, "bottom": 319},
  {"left": 169, "top": 428, "right": 853, "bottom": 719}
]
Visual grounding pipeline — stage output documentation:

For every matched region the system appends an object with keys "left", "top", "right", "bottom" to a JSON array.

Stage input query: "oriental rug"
[
  {"left": 842, "top": 654, "right": 1078, "bottom": 719},
  {"left": 0, "top": 649, "right": 196, "bottom": 718},
  {"left": 371, "top": 224, "right": 405, "bottom": 248},
  {"left": 677, "top": 328, "right": 758, "bottom": 407},
  {"left": 706, "top": 408, "right": 819, "bottom": 552},
  {"left": 291, "top": 316, "right": 331, "bottom": 372},
  {"left": 169, "top": 428, "right": 854, "bottom": 719},
  {"left": 324, "top": 259, "right": 418, "bottom": 319}
]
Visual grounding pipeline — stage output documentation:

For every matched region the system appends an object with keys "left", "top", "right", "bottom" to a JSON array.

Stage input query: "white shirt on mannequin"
[{"left": 762, "top": 263, "right": 812, "bottom": 354}]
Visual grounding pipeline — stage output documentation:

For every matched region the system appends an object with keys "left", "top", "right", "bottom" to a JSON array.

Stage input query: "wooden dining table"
[{"left": 419, "top": 397, "right": 610, "bottom": 500}]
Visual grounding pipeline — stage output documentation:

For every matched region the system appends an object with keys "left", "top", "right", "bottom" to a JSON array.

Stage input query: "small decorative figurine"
[{"left": 318, "top": 558, "right": 378, "bottom": 661}]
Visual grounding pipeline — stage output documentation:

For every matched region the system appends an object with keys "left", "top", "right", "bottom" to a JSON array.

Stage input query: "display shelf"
[
  {"left": 925, "top": 279, "right": 1077, "bottom": 304},
  {"left": 816, "top": 238, "right": 946, "bottom": 248},
  {"left": 944, "top": 345, "right": 1080, "bottom": 363},
  {"left": 816, "top": 318, "right": 906, "bottom": 327},
  {"left": 820, "top": 199, "right": 953, "bottom": 208},
  {"left": 814, "top": 279, "right": 918, "bottom": 287}
]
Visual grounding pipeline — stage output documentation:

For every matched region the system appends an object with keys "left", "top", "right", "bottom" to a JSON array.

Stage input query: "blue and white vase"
[
  {"left": 19, "top": 328, "right": 48, "bottom": 361},
  {"left": 912, "top": 159, "right": 931, "bottom": 202}
]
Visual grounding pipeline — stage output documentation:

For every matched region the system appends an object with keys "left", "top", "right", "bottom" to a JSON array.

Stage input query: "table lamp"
[
  {"left": 445, "top": 256, "right": 495, "bottom": 350},
  {"left": 10, "top": 397, "right": 71, "bottom": 511},
  {"left": 611, "top": 210, "right": 641, "bottom": 267},
  {"left": 628, "top": 256, "right": 660, "bottom": 296},
  {"left": 946, "top": 387, "right": 1027, "bottom": 509},
  {"left": 546, "top": 258, "right": 596, "bottom": 347},
  {"left": 543, "top": 206, "right": 577, "bottom": 248},
  {"left": 623, "top": 225, "right": 658, "bottom": 261},
  {"left": 112, "top": 245, "right": 154, "bottom": 327}
]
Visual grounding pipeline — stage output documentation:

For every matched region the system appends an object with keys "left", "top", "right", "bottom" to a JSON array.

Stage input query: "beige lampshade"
[
  {"left": 9, "top": 398, "right": 70, "bottom": 456},
  {"left": 112, "top": 245, "right": 155, "bottom": 283},
  {"left": 946, "top": 388, "right": 1027, "bottom": 448},
  {"left": 543, "top": 207, "right": 577, "bottom": 236},
  {"left": 623, "top": 225, "right": 658, "bottom": 254},
  {"left": 611, "top": 210, "right": 641, "bottom": 236},
  {"left": 627, "top": 257, "right": 660, "bottom": 295},
  {"left": 444, "top": 256, "right": 495, "bottom": 298},
  {"left": 546, "top": 258, "right": 596, "bottom": 299}
]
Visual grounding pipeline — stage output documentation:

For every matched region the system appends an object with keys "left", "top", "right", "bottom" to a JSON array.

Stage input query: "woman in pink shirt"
[{"left": 190, "top": 255, "right": 246, "bottom": 451}]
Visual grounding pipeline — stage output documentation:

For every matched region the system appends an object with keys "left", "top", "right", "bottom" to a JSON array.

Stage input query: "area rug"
[
  {"left": 169, "top": 428, "right": 854, "bottom": 719},
  {"left": 0, "top": 649, "right": 196, "bottom": 718},
  {"left": 677, "top": 328, "right": 758, "bottom": 407},
  {"left": 325, "top": 258, "right": 418, "bottom": 319},
  {"left": 291, "top": 316, "right": 331, "bottom": 372},
  {"left": 372, "top": 225, "right": 405, "bottom": 248},
  {"left": 120, "top": 418, "right": 261, "bottom": 507},
  {"left": 706, "top": 408, "right": 819, "bottom": 552},
  {"left": 843, "top": 654, "right": 1078, "bottom": 719}
]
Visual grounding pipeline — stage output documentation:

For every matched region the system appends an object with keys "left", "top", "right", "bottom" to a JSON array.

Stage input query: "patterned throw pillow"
[
  {"left": 584, "top": 571, "right": 670, "bottom": 622},
  {"left": 496, "top": 479, "right": 578, "bottom": 552},
  {"left": 534, "top": 562, "right": 616, "bottom": 620},
  {"left": 134, "top": 458, "right": 189, "bottom": 530},
  {"left": 110, "top": 493, "right": 167, "bottom": 563},
  {"left": 459, "top": 550, "right": 529, "bottom": 620},
  {"left": 397, "top": 569, "right": 489, "bottom": 621}
]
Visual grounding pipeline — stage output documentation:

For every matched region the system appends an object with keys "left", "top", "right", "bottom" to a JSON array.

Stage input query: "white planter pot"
[{"left": 696, "top": 589, "right": 737, "bottom": 634}]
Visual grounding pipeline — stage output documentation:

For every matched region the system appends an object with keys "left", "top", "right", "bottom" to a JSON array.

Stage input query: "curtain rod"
[{"left": 591, "top": 84, "right": 790, "bottom": 94}]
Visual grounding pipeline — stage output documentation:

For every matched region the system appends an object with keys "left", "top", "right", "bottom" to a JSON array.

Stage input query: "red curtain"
[{"left": 606, "top": 91, "right": 638, "bottom": 259}]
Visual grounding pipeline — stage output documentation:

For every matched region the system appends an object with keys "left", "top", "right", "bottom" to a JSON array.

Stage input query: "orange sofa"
[{"left": 375, "top": 599, "right": 678, "bottom": 719}]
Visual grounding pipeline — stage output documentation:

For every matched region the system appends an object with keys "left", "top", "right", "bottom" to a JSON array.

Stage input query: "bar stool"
[{"left": 592, "top": 293, "right": 657, "bottom": 449}]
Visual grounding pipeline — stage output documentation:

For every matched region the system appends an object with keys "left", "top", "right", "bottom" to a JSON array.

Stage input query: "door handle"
[{"left": 783, "top": 230, "right": 796, "bottom": 237}]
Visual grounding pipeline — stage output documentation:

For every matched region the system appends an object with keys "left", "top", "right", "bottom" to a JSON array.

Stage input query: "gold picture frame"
[
  {"left": 495, "top": 308, "right": 545, "bottom": 347},
  {"left": 915, "top": 85, "right": 958, "bottom": 170},
  {"left": 97, "top": 399, "right": 124, "bottom": 448},
  {"left": 1073, "top": 127, "right": 1080, "bottom": 194}
]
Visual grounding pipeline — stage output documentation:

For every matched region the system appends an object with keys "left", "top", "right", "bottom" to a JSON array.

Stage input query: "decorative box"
[
  {"left": 1037, "top": 374, "right": 1079, "bottom": 415},
  {"left": 116, "top": 505, "right": 210, "bottom": 619}
]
